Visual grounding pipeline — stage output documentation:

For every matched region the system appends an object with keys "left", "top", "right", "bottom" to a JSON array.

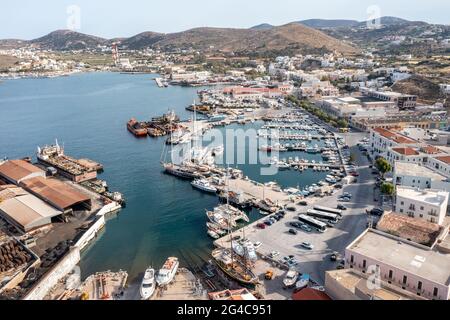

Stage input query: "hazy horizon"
[{"left": 2, "top": 0, "right": 449, "bottom": 40}]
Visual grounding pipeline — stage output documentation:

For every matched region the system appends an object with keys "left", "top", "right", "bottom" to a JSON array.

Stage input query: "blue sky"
[{"left": 2, "top": 0, "right": 449, "bottom": 39}]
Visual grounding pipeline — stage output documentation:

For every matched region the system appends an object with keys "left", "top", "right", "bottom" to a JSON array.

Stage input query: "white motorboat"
[
  {"left": 191, "top": 179, "right": 217, "bottom": 193},
  {"left": 207, "top": 229, "right": 220, "bottom": 239},
  {"left": 140, "top": 267, "right": 156, "bottom": 300},
  {"left": 232, "top": 241, "right": 245, "bottom": 257},
  {"left": 156, "top": 257, "right": 179, "bottom": 286}
]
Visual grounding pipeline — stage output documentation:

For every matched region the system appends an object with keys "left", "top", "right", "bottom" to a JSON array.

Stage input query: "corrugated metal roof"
[
  {"left": 20, "top": 176, "right": 91, "bottom": 210},
  {"left": 0, "top": 160, "right": 44, "bottom": 182},
  {"left": 0, "top": 193, "right": 62, "bottom": 231}
]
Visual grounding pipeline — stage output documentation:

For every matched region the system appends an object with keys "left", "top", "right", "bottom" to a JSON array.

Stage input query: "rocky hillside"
[
  {"left": 392, "top": 75, "right": 445, "bottom": 103},
  {"left": 29, "top": 30, "right": 107, "bottom": 50},
  {"left": 140, "top": 23, "right": 357, "bottom": 54},
  {"left": 1, "top": 24, "right": 357, "bottom": 55}
]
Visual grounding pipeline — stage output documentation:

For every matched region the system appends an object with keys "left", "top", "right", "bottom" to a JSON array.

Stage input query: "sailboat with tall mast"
[
  {"left": 161, "top": 108, "right": 203, "bottom": 179},
  {"left": 211, "top": 168, "right": 259, "bottom": 286}
]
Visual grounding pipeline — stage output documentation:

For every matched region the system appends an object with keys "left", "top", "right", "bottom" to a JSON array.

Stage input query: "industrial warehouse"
[{"left": 0, "top": 154, "right": 122, "bottom": 299}]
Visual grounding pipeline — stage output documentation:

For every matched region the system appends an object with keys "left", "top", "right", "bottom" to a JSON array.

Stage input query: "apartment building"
[
  {"left": 369, "top": 127, "right": 418, "bottom": 160},
  {"left": 395, "top": 186, "right": 448, "bottom": 225},
  {"left": 360, "top": 87, "right": 417, "bottom": 109},
  {"left": 394, "top": 162, "right": 450, "bottom": 192},
  {"left": 345, "top": 229, "right": 450, "bottom": 300},
  {"left": 299, "top": 80, "right": 339, "bottom": 98}
]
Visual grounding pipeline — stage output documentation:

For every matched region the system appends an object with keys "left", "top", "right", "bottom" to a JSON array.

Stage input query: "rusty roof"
[
  {"left": 0, "top": 160, "right": 44, "bottom": 182},
  {"left": 20, "top": 176, "right": 91, "bottom": 210}
]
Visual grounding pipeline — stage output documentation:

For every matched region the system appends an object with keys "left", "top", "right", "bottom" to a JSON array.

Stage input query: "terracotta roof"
[
  {"left": 20, "top": 176, "right": 91, "bottom": 210},
  {"left": 434, "top": 155, "right": 450, "bottom": 165},
  {"left": 376, "top": 212, "right": 441, "bottom": 247},
  {"left": 0, "top": 160, "right": 44, "bottom": 182},
  {"left": 391, "top": 147, "right": 419, "bottom": 156},
  {"left": 372, "top": 127, "right": 416, "bottom": 144},
  {"left": 421, "top": 145, "right": 441, "bottom": 154},
  {"left": 292, "top": 288, "right": 331, "bottom": 300}
]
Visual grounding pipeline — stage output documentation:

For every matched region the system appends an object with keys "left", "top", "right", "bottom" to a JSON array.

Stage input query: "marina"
[{"left": 0, "top": 72, "right": 355, "bottom": 299}]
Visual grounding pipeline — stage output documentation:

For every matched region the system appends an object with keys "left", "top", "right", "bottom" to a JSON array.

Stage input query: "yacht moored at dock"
[
  {"left": 140, "top": 267, "right": 156, "bottom": 300},
  {"left": 191, "top": 179, "right": 217, "bottom": 193},
  {"left": 156, "top": 257, "right": 179, "bottom": 286}
]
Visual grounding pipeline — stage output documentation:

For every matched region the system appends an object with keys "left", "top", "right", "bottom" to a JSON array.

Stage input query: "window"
[
  {"left": 350, "top": 255, "right": 354, "bottom": 263},
  {"left": 388, "top": 270, "right": 393, "bottom": 279},
  {"left": 418, "top": 281, "right": 422, "bottom": 291},
  {"left": 401, "top": 201, "right": 404, "bottom": 205},
  {"left": 363, "top": 260, "right": 366, "bottom": 268},
  {"left": 433, "top": 287, "right": 438, "bottom": 297},
  {"left": 420, "top": 206, "right": 424, "bottom": 211},
  {"left": 403, "top": 275, "right": 407, "bottom": 284}
]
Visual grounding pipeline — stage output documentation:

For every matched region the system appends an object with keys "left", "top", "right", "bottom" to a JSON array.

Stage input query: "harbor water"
[{"left": 0, "top": 72, "right": 328, "bottom": 282}]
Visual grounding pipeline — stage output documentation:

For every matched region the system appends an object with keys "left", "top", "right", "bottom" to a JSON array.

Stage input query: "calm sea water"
[{"left": 0, "top": 72, "right": 326, "bottom": 281}]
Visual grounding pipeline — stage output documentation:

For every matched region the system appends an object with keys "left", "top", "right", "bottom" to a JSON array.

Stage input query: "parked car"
[
  {"left": 300, "top": 224, "right": 312, "bottom": 233},
  {"left": 301, "top": 242, "right": 314, "bottom": 250},
  {"left": 338, "top": 197, "right": 350, "bottom": 202},
  {"left": 264, "top": 220, "right": 273, "bottom": 226},
  {"left": 343, "top": 192, "right": 352, "bottom": 198},
  {"left": 254, "top": 241, "right": 262, "bottom": 249},
  {"left": 368, "top": 207, "right": 384, "bottom": 216},
  {"left": 290, "top": 221, "right": 303, "bottom": 229},
  {"left": 288, "top": 228, "right": 298, "bottom": 235},
  {"left": 337, "top": 204, "right": 347, "bottom": 210},
  {"left": 256, "top": 223, "right": 266, "bottom": 229},
  {"left": 330, "top": 252, "right": 342, "bottom": 261},
  {"left": 286, "top": 206, "right": 297, "bottom": 212},
  {"left": 269, "top": 251, "right": 280, "bottom": 258},
  {"left": 298, "top": 200, "right": 308, "bottom": 206}
]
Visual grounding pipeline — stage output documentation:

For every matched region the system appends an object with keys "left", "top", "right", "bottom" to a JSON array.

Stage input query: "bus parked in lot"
[
  {"left": 298, "top": 214, "right": 327, "bottom": 233},
  {"left": 313, "top": 205, "right": 343, "bottom": 217},
  {"left": 306, "top": 209, "right": 340, "bottom": 223}
]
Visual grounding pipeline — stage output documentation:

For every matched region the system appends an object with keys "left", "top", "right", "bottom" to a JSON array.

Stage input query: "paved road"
[{"left": 231, "top": 131, "right": 376, "bottom": 286}]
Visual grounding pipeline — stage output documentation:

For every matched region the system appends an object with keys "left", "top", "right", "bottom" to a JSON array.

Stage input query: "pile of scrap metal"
[{"left": 0, "top": 240, "right": 33, "bottom": 273}]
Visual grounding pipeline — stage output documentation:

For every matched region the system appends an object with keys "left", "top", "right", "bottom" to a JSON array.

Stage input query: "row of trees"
[
  {"left": 375, "top": 157, "right": 395, "bottom": 195},
  {"left": 286, "top": 95, "right": 348, "bottom": 129}
]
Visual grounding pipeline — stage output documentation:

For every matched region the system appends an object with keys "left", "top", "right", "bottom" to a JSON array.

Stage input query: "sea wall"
[
  {"left": 22, "top": 202, "right": 119, "bottom": 299},
  {"left": 23, "top": 247, "right": 80, "bottom": 300}
]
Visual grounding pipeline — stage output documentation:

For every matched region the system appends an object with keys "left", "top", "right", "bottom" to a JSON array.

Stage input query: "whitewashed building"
[{"left": 394, "top": 186, "right": 448, "bottom": 225}]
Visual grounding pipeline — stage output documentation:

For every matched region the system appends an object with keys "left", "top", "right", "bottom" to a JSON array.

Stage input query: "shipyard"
[{"left": 0, "top": 145, "right": 124, "bottom": 300}]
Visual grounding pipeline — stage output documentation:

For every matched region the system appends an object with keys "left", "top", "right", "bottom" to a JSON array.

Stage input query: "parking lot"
[{"left": 217, "top": 131, "right": 376, "bottom": 297}]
